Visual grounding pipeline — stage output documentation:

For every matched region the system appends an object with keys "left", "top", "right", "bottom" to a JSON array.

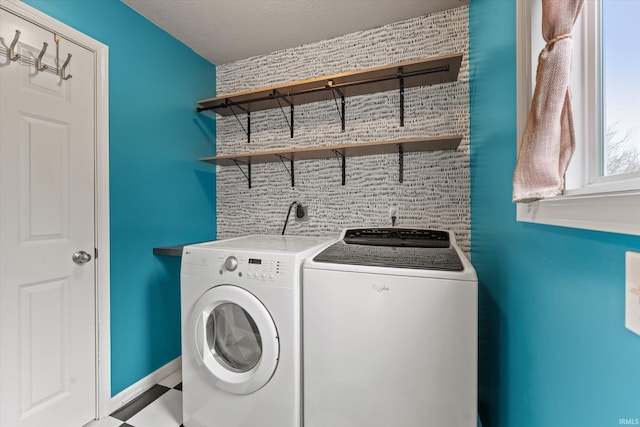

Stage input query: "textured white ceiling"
[{"left": 121, "top": 0, "right": 468, "bottom": 65}]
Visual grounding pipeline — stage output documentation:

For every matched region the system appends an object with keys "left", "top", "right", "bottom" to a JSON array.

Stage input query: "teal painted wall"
[
  {"left": 469, "top": 1, "right": 640, "bottom": 426},
  {"left": 21, "top": 0, "right": 217, "bottom": 395}
]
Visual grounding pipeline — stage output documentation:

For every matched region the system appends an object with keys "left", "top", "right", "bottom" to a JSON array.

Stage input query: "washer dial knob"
[{"left": 224, "top": 256, "right": 238, "bottom": 271}]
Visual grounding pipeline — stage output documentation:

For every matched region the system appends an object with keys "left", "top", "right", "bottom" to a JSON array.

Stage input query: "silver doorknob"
[{"left": 72, "top": 250, "right": 92, "bottom": 265}]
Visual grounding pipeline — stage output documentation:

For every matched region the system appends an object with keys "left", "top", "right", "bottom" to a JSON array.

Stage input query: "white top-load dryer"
[
  {"left": 302, "top": 228, "right": 477, "bottom": 427},
  {"left": 181, "top": 235, "right": 332, "bottom": 427}
]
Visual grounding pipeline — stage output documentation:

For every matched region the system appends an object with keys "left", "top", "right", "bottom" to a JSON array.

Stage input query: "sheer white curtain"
[{"left": 513, "top": 0, "right": 585, "bottom": 202}]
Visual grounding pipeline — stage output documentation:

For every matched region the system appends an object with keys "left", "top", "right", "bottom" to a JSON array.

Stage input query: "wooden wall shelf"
[
  {"left": 197, "top": 53, "right": 462, "bottom": 117},
  {"left": 200, "top": 136, "right": 462, "bottom": 187},
  {"left": 197, "top": 53, "right": 464, "bottom": 188}
]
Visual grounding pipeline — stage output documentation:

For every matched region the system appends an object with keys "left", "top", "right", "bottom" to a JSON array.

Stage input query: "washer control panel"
[{"left": 217, "top": 254, "right": 292, "bottom": 287}]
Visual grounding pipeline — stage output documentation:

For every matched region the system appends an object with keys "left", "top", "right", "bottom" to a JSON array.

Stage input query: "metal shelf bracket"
[
  {"left": 277, "top": 155, "right": 295, "bottom": 187},
  {"left": 275, "top": 92, "right": 294, "bottom": 138},
  {"left": 333, "top": 150, "right": 346, "bottom": 185},
  {"left": 398, "top": 144, "right": 404, "bottom": 183},
  {"left": 399, "top": 67, "right": 405, "bottom": 127},
  {"left": 232, "top": 159, "right": 252, "bottom": 188},
  {"left": 229, "top": 104, "right": 251, "bottom": 144},
  {"left": 329, "top": 84, "right": 346, "bottom": 132}
]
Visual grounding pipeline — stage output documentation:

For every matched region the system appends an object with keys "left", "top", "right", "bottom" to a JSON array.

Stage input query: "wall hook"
[
  {"left": 36, "top": 42, "right": 48, "bottom": 71},
  {"left": 9, "top": 30, "right": 21, "bottom": 61},
  {"left": 60, "top": 53, "right": 72, "bottom": 80}
]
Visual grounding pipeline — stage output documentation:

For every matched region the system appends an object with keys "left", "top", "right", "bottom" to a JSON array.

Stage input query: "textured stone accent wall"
[{"left": 214, "top": 6, "right": 470, "bottom": 253}]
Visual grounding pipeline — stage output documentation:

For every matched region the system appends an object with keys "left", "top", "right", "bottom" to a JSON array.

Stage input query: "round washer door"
[{"left": 190, "top": 285, "right": 279, "bottom": 395}]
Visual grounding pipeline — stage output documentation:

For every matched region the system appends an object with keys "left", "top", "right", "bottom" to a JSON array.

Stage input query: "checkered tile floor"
[{"left": 84, "top": 370, "right": 183, "bottom": 427}]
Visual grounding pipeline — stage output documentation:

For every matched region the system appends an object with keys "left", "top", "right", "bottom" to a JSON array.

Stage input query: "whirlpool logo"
[{"left": 372, "top": 284, "right": 390, "bottom": 293}]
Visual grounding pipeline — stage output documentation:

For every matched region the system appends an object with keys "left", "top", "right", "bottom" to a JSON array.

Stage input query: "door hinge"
[{"left": 94, "top": 248, "right": 98, "bottom": 259}]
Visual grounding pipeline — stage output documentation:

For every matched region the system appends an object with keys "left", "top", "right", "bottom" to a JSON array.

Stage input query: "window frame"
[{"left": 516, "top": 0, "right": 640, "bottom": 236}]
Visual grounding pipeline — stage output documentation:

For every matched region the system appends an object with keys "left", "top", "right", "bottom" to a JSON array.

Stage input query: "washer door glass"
[
  {"left": 206, "top": 303, "right": 262, "bottom": 372},
  {"left": 190, "top": 285, "right": 279, "bottom": 395}
]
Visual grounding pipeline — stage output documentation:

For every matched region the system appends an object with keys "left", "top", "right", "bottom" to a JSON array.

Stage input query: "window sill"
[{"left": 516, "top": 190, "right": 640, "bottom": 235}]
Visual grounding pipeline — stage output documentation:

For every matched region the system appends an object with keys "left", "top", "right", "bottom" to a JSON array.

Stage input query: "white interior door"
[{"left": 0, "top": 8, "right": 97, "bottom": 427}]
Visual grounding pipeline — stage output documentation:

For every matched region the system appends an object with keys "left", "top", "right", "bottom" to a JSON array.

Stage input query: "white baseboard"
[{"left": 109, "top": 357, "right": 182, "bottom": 414}]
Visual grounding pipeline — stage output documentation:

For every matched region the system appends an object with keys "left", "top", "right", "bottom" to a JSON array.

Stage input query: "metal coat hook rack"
[
  {"left": 60, "top": 53, "right": 72, "bottom": 80},
  {"left": 8, "top": 29, "right": 21, "bottom": 61},
  {"left": 36, "top": 42, "right": 47, "bottom": 70},
  {"left": 4, "top": 30, "right": 73, "bottom": 80}
]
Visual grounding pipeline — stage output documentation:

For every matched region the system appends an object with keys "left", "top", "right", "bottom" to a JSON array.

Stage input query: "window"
[
  {"left": 516, "top": 0, "right": 640, "bottom": 235},
  {"left": 602, "top": 1, "right": 640, "bottom": 178}
]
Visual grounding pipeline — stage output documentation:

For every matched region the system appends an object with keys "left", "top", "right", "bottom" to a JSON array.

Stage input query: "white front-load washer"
[
  {"left": 181, "top": 235, "right": 332, "bottom": 427},
  {"left": 302, "top": 228, "right": 478, "bottom": 427}
]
